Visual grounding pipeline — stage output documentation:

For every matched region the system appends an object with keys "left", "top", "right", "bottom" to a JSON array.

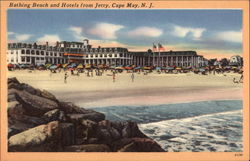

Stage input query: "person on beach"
[
  {"left": 64, "top": 72, "right": 68, "bottom": 83},
  {"left": 113, "top": 72, "right": 116, "bottom": 82},
  {"left": 131, "top": 73, "right": 134, "bottom": 82}
]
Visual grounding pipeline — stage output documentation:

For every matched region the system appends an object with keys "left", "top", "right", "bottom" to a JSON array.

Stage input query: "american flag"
[
  {"left": 153, "top": 43, "right": 157, "bottom": 52},
  {"left": 158, "top": 43, "right": 165, "bottom": 51}
]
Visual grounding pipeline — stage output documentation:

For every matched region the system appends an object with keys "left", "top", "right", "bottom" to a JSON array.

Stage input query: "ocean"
[{"left": 91, "top": 100, "right": 243, "bottom": 152}]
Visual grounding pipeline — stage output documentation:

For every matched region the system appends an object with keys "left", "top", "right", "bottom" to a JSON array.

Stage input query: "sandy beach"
[{"left": 8, "top": 70, "right": 243, "bottom": 108}]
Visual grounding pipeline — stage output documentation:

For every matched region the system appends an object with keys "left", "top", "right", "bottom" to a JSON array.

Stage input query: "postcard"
[{"left": 0, "top": 0, "right": 249, "bottom": 161}]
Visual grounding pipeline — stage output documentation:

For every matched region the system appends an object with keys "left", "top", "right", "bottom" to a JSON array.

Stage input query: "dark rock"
[
  {"left": 59, "top": 102, "right": 90, "bottom": 114},
  {"left": 67, "top": 113, "right": 105, "bottom": 123},
  {"left": 95, "top": 120, "right": 122, "bottom": 144},
  {"left": 42, "top": 109, "right": 60, "bottom": 122},
  {"left": 20, "top": 83, "right": 41, "bottom": 96},
  {"left": 8, "top": 77, "right": 20, "bottom": 84},
  {"left": 64, "top": 144, "right": 111, "bottom": 152},
  {"left": 59, "top": 123, "right": 75, "bottom": 146},
  {"left": 40, "top": 90, "right": 58, "bottom": 101},
  {"left": 88, "top": 138, "right": 99, "bottom": 144},
  {"left": 8, "top": 101, "right": 26, "bottom": 116},
  {"left": 8, "top": 121, "right": 61, "bottom": 152},
  {"left": 8, "top": 94, "right": 17, "bottom": 102},
  {"left": 15, "top": 90, "right": 59, "bottom": 116},
  {"left": 75, "top": 138, "right": 88, "bottom": 145},
  {"left": 121, "top": 121, "right": 147, "bottom": 138},
  {"left": 113, "top": 138, "right": 165, "bottom": 152}
]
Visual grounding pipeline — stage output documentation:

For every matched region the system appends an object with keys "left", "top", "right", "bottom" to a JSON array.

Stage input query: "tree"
[
  {"left": 208, "top": 58, "right": 217, "bottom": 66},
  {"left": 220, "top": 58, "right": 229, "bottom": 66}
]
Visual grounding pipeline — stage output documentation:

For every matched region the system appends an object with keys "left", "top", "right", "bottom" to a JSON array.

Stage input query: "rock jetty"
[{"left": 8, "top": 77, "right": 165, "bottom": 152}]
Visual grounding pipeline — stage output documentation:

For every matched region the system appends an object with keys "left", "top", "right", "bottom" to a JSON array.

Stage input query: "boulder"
[
  {"left": 59, "top": 123, "right": 75, "bottom": 146},
  {"left": 15, "top": 90, "right": 59, "bottom": 116},
  {"left": 8, "top": 101, "right": 26, "bottom": 116},
  {"left": 41, "top": 90, "right": 58, "bottom": 101},
  {"left": 8, "top": 77, "right": 20, "bottom": 84},
  {"left": 42, "top": 109, "right": 60, "bottom": 122},
  {"left": 20, "top": 83, "right": 41, "bottom": 96},
  {"left": 67, "top": 113, "right": 105, "bottom": 123},
  {"left": 97, "top": 120, "right": 121, "bottom": 143},
  {"left": 121, "top": 121, "right": 147, "bottom": 138},
  {"left": 8, "top": 121, "right": 60, "bottom": 152},
  {"left": 114, "top": 138, "right": 165, "bottom": 152},
  {"left": 75, "top": 119, "right": 97, "bottom": 139},
  {"left": 64, "top": 144, "right": 111, "bottom": 152},
  {"left": 59, "top": 102, "right": 90, "bottom": 114},
  {"left": 8, "top": 94, "right": 17, "bottom": 102}
]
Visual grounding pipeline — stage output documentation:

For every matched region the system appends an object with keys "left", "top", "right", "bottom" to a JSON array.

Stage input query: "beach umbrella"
[
  {"left": 49, "top": 65, "right": 57, "bottom": 70},
  {"left": 77, "top": 64, "right": 84, "bottom": 69},
  {"left": 165, "top": 67, "right": 174, "bottom": 70},
  {"left": 63, "top": 63, "right": 69, "bottom": 68},
  {"left": 8, "top": 63, "right": 14, "bottom": 68},
  {"left": 156, "top": 67, "right": 161, "bottom": 70},
  {"left": 45, "top": 63, "right": 52, "bottom": 68},
  {"left": 134, "top": 66, "right": 141, "bottom": 70},
  {"left": 176, "top": 67, "right": 182, "bottom": 70},
  {"left": 199, "top": 68, "right": 206, "bottom": 72}
]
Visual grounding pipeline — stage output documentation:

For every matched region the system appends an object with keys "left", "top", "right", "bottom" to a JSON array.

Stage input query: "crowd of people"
[{"left": 8, "top": 63, "right": 243, "bottom": 84}]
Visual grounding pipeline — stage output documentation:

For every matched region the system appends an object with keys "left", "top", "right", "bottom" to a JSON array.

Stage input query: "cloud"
[
  {"left": 128, "top": 27, "right": 163, "bottom": 37},
  {"left": 37, "top": 34, "right": 61, "bottom": 43},
  {"left": 215, "top": 30, "right": 242, "bottom": 43},
  {"left": 15, "top": 34, "right": 33, "bottom": 41},
  {"left": 69, "top": 26, "right": 82, "bottom": 35},
  {"left": 172, "top": 25, "right": 206, "bottom": 40},
  {"left": 8, "top": 32, "right": 32, "bottom": 42},
  {"left": 88, "top": 22, "right": 124, "bottom": 39},
  {"left": 68, "top": 26, "right": 86, "bottom": 41},
  {"left": 8, "top": 31, "right": 15, "bottom": 35}
]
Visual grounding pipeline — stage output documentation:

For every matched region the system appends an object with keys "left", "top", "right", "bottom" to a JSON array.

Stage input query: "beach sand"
[{"left": 8, "top": 70, "right": 243, "bottom": 108}]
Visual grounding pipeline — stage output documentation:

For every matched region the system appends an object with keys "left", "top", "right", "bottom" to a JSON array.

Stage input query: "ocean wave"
[{"left": 139, "top": 110, "right": 242, "bottom": 152}]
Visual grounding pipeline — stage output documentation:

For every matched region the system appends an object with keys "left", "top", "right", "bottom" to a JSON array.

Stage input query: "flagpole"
[{"left": 152, "top": 43, "right": 155, "bottom": 67}]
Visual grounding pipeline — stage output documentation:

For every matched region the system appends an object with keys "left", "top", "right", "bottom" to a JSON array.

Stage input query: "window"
[
  {"left": 21, "top": 50, "right": 25, "bottom": 54},
  {"left": 41, "top": 51, "right": 44, "bottom": 55},
  {"left": 11, "top": 51, "right": 13, "bottom": 54},
  {"left": 54, "top": 53, "right": 57, "bottom": 57},
  {"left": 11, "top": 58, "right": 14, "bottom": 62},
  {"left": 36, "top": 51, "right": 40, "bottom": 55},
  {"left": 21, "top": 57, "right": 25, "bottom": 62},
  {"left": 36, "top": 57, "right": 40, "bottom": 60},
  {"left": 27, "top": 57, "right": 30, "bottom": 62},
  {"left": 31, "top": 50, "right": 35, "bottom": 55},
  {"left": 50, "top": 52, "right": 53, "bottom": 56},
  {"left": 46, "top": 52, "right": 49, "bottom": 56},
  {"left": 26, "top": 50, "right": 30, "bottom": 54},
  {"left": 41, "top": 57, "right": 44, "bottom": 60}
]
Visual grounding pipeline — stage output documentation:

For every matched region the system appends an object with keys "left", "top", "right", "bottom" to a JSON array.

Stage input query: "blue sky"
[{"left": 8, "top": 9, "right": 242, "bottom": 59}]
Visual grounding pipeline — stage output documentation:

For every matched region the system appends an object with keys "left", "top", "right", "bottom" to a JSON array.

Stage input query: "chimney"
[
  {"left": 46, "top": 42, "right": 48, "bottom": 47},
  {"left": 56, "top": 41, "right": 59, "bottom": 47}
]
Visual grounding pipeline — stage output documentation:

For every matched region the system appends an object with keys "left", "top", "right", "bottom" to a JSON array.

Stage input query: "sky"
[{"left": 8, "top": 9, "right": 242, "bottom": 59}]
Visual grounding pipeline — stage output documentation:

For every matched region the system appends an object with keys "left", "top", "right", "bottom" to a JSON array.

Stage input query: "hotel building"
[{"left": 7, "top": 39, "right": 207, "bottom": 67}]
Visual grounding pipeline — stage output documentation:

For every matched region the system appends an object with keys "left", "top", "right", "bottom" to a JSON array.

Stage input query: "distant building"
[
  {"left": 229, "top": 55, "right": 243, "bottom": 66},
  {"left": 7, "top": 39, "right": 206, "bottom": 67}
]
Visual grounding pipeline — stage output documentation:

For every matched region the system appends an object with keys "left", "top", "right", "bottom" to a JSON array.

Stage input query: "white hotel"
[{"left": 7, "top": 39, "right": 207, "bottom": 67}]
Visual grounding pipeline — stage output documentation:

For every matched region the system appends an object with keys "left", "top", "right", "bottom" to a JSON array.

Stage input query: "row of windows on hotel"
[
  {"left": 8, "top": 43, "right": 127, "bottom": 53},
  {"left": 9, "top": 49, "right": 130, "bottom": 58}
]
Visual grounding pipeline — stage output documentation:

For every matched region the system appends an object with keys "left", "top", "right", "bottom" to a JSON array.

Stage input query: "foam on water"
[{"left": 91, "top": 100, "right": 242, "bottom": 152}]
